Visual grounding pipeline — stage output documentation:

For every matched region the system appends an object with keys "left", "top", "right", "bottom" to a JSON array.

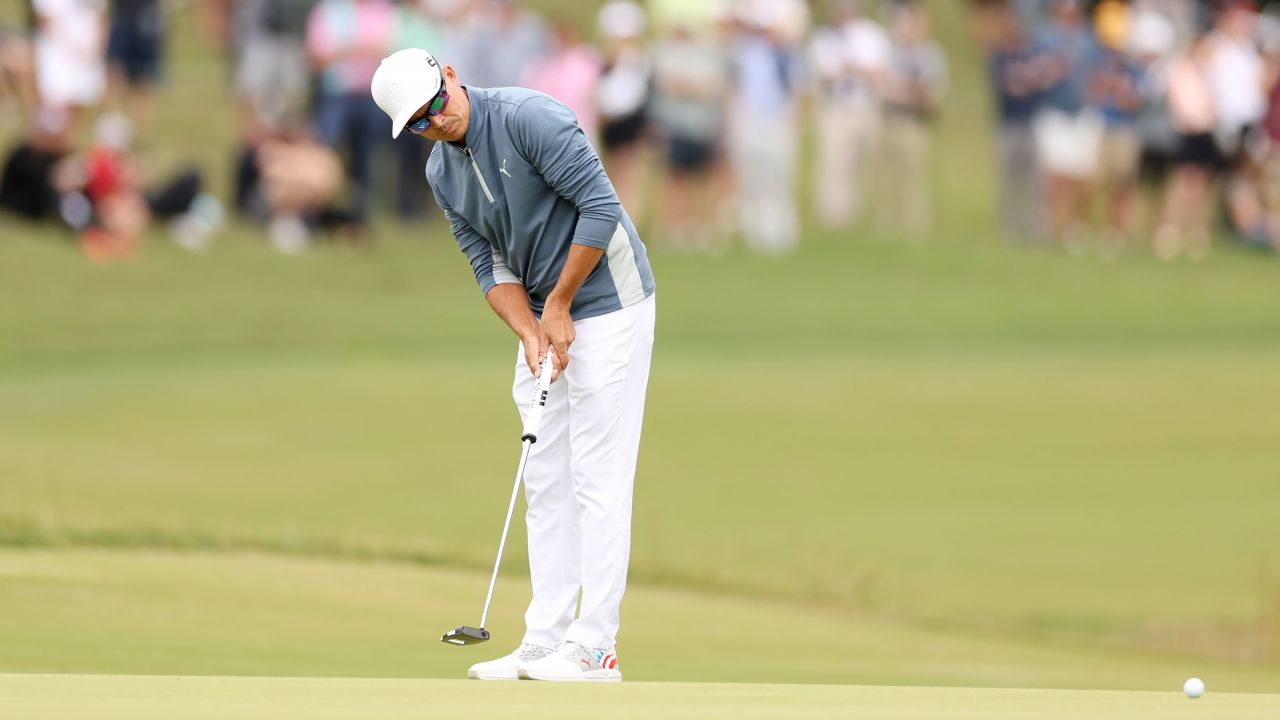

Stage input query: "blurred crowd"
[
  {"left": 0, "top": 0, "right": 954, "bottom": 259},
  {"left": 975, "top": 0, "right": 1280, "bottom": 259},
  {"left": 5, "top": 0, "right": 1278, "bottom": 263}
]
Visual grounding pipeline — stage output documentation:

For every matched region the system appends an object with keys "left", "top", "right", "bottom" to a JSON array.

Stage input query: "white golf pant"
[{"left": 514, "top": 293, "right": 655, "bottom": 651}]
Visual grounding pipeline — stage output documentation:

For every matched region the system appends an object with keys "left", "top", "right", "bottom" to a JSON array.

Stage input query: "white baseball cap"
[{"left": 371, "top": 48, "right": 444, "bottom": 139}]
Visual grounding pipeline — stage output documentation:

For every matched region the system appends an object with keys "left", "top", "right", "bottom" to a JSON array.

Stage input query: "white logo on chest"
[{"left": 499, "top": 159, "right": 512, "bottom": 178}]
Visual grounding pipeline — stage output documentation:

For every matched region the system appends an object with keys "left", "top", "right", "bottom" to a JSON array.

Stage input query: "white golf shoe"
[
  {"left": 467, "top": 643, "right": 553, "bottom": 680},
  {"left": 517, "top": 642, "right": 622, "bottom": 682}
]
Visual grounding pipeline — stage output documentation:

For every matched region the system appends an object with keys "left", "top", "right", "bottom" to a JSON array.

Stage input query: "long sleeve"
[
  {"left": 431, "top": 183, "right": 507, "bottom": 296},
  {"left": 508, "top": 95, "right": 621, "bottom": 250}
]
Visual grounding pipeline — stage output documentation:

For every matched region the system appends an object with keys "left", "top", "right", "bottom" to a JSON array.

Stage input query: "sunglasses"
[{"left": 406, "top": 72, "right": 449, "bottom": 135}]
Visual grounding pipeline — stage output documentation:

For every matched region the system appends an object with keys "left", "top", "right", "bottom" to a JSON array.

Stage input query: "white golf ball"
[{"left": 1184, "top": 677, "right": 1205, "bottom": 699}]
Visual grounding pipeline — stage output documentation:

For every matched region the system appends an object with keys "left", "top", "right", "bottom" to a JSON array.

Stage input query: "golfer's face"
[{"left": 410, "top": 68, "right": 467, "bottom": 143}]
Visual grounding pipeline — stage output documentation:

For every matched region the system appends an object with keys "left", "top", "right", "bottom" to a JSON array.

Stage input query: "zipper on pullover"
[{"left": 464, "top": 147, "right": 495, "bottom": 204}]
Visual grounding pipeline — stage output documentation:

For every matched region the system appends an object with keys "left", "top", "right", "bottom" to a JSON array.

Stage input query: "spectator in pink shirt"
[
  {"left": 523, "top": 19, "right": 602, "bottom": 139},
  {"left": 306, "top": 0, "right": 396, "bottom": 225}
]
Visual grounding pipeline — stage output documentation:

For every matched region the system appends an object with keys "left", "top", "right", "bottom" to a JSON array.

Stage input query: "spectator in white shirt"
[
  {"left": 808, "top": 0, "right": 889, "bottom": 229},
  {"left": 1207, "top": 1, "right": 1267, "bottom": 165},
  {"left": 32, "top": 0, "right": 107, "bottom": 135}
]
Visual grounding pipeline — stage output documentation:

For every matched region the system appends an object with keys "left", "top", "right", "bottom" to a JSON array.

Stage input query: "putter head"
[{"left": 441, "top": 626, "right": 490, "bottom": 646}]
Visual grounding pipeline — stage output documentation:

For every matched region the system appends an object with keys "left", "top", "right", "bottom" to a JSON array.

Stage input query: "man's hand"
[
  {"left": 521, "top": 332, "right": 560, "bottom": 383},
  {"left": 537, "top": 244, "right": 603, "bottom": 381},
  {"left": 538, "top": 299, "right": 574, "bottom": 380}
]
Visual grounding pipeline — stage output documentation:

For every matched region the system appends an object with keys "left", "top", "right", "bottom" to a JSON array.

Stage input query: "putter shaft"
[{"left": 478, "top": 438, "right": 533, "bottom": 629}]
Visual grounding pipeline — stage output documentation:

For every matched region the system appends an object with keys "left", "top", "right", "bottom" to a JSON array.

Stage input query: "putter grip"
[{"left": 521, "top": 353, "right": 556, "bottom": 442}]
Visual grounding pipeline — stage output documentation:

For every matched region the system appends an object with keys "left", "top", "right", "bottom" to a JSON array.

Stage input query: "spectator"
[
  {"left": 106, "top": 0, "right": 165, "bottom": 129},
  {"left": 0, "top": 111, "right": 69, "bottom": 222},
  {"left": 523, "top": 17, "right": 602, "bottom": 138},
  {"left": 876, "top": 0, "right": 946, "bottom": 238},
  {"left": 306, "top": 0, "right": 397, "bottom": 225},
  {"left": 986, "top": 5, "right": 1045, "bottom": 243},
  {"left": 1032, "top": 0, "right": 1101, "bottom": 252},
  {"left": 1, "top": 21, "right": 37, "bottom": 120},
  {"left": 649, "top": 20, "right": 731, "bottom": 252},
  {"left": 233, "top": 115, "right": 358, "bottom": 253},
  {"left": 32, "top": 0, "right": 107, "bottom": 134},
  {"left": 397, "top": 0, "right": 446, "bottom": 55},
  {"left": 1156, "top": 30, "right": 1220, "bottom": 260},
  {"left": 87, "top": 114, "right": 221, "bottom": 253},
  {"left": 1224, "top": 150, "right": 1277, "bottom": 251},
  {"left": 449, "top": 0, "right": 546, "bottom": 89},
  {"left": 1224, "top": 9, "right": 1280, "bottom": 251},
  {"left": 394, "top": 0, "right": 447, "bottom": 221},
  {"left": 1208, "top": 1, "right": 1266, "bottom": 168},
  {"left": 2, "top": 111, "right": 218, "bottom": 258},
  {"left": 1127, "top": 5, "right": 1179, "bottom": 200},
  {"left": 259, "top": 124, "right": 351, "bottom": 253},
  {"left": 1087, "top": 0, "right": 1145, "bottom": 256},
  {"left": 808, "top": 0, "right": 890, "bottom": 230},
  {"left": 595, "top": 0, "right": 651, "bottom": 222},
  {"left": 217, "top": 0, "right": 313, "bottom": 138},
  {"left": 725, "top": 0, "right": 808, "bottom": 255}
]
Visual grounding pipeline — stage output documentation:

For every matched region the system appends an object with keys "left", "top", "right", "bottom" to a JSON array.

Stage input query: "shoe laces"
[
  {"left": 558, "top": 642, "right": 594, "bottom": 664},
  {"left": 516, "top": 643, "right": 550, "bottom": 661}
]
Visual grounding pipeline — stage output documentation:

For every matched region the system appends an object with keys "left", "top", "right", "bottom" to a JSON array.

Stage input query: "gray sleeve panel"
[
  {"left": 431, "top": 181, "right": 497, "bottom": 297},
  {"left": 508, "top": 95, "right": 621, "bottom": 250}
]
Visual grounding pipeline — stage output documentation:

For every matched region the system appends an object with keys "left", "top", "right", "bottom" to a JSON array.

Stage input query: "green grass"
[
  {"left": 4, "top": 550, "right": 1280, "bottom": 692},
  {"left": 3, "top": 672, "right": 1278, "bottom": 720},
  {"left": 3, "top": 0, "right": 1280, "bottom": 693},
  {"left": 3, "top": 231, "right": 1280, "bottom": 671}
]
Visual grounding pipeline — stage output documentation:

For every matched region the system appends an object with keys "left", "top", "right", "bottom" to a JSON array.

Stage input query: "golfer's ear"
[{"left": 443, "top": 65, "right": 458, "bottom": 85}]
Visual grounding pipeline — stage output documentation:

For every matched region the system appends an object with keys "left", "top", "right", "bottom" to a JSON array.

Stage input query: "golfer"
[{"left": 371, "top": 49, "right": 655, "bottom": 682}]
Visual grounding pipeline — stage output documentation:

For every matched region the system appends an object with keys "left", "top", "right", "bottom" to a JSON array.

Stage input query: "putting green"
[
  {"left": 2, "top": 673, "right": 1277, "bottom": 720},
  {"left": 3, "top": 550, "right": 1279, "bottom": 692}
]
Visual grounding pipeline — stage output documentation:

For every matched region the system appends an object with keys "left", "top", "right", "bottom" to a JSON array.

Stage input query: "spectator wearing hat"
[
  {"left": 594, "top": 0, "right": 652, "bottom": 223},
  {"left": 1126, "top": 5, "right": 1180, "bottom": 197},
  {"left": 1086, "top": 0, "right": 1146, "bottom": 256},
  {"left": 725, "top": 0, "right": 809, "bottom": 255}
]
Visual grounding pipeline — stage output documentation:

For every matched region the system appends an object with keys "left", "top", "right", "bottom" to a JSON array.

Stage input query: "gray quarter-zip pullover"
[{"left": 427, "top": 86, "right": 655, "bottom": 320}]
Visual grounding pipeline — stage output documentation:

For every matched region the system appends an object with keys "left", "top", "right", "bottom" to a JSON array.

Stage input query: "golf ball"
[{"left": 1184, "top": 677, "right": 1205, "bottom": 699}]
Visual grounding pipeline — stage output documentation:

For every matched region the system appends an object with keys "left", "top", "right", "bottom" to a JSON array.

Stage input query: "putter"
[{"left": 442, "top": 352, "right": 556, "bottom": 646}]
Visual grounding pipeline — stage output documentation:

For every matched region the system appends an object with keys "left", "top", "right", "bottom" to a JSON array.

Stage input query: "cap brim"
[{"left": 391, "top": 90, "right": 434, "bottom": 139}]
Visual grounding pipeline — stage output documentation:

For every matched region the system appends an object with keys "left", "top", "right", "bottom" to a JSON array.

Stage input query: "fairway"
[
  {"left": 4, "top": 233, "right": 1280, "bottom": 678},
  {"left": 3, "top": 673, "right": 1278, "bottom": 720}
]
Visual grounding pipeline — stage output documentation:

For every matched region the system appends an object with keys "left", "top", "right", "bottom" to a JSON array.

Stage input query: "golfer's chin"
[{"left": 430, "top": 121, "right": 465, "bottom": 143}]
